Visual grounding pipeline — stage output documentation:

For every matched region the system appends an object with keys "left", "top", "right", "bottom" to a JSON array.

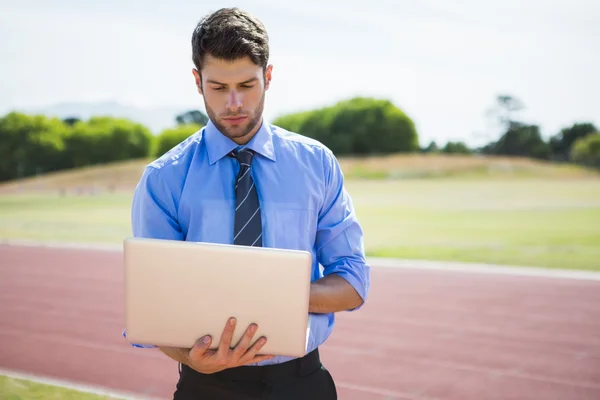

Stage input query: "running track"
[{"left": 1, "top": 244, "right": 600, "bottom": 400}]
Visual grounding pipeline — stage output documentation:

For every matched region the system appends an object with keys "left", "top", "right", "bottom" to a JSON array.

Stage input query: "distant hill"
[
  {"left": 19, "top": 101, "right": 202, "bottom": 134},
  {"left": 0, "top": 154, "right": 598, "bottom": 196}
]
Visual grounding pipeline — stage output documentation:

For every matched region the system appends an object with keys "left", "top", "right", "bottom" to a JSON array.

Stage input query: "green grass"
[
  {"left": 1, "top": 179, "right": 599, "bottom": 271},
  {"left": 347, "top": 179, "right": 600, "bottom": 271},
  {"left": 0, "top": 375, "right": 123, "bottom": 399},
  {"left": 0, "top": 193, "right": 132, "bottom": 244}
]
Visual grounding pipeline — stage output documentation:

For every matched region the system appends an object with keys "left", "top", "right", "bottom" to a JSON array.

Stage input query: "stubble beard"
[{"left": 204, "top": 91, "right": 265, "bottom": 143}]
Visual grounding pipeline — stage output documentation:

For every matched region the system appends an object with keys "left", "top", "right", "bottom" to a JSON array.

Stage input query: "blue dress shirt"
[{"left": 125, "top": 119, "right": 371, "bottom": 366}]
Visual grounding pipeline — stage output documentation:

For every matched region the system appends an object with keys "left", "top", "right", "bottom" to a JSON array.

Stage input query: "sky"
[{"left": 0, "top": 0, "right": 598, "bottom": 147}]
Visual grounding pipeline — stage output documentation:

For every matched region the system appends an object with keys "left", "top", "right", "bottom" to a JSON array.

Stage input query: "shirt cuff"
[
  {"left": 324, "top": 259, "right": 370, "bottom": 311},
  {"left": 122, "top": 329, "right": 157, "bottom": 348}
]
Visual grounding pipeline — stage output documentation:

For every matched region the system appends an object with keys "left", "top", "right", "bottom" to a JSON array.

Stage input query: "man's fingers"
[
  {"left": 238, "top": 336, "right": 268, "bottom": 364},
  {"left": 188, "top": 335, "right": 212, "bottom": 360},
  {"left": 216, "top": 317, "right": 236, "bottom": 358},
  {"left": 249, "top": 336, "right": 268, "bottom": 354},
  {"left": 231, "top": 323, "right": 258, "bottom": 359}
]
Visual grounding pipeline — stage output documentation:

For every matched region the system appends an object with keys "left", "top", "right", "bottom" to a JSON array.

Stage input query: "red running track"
[{"left": 1, "top": 244, "right": 600, "bottom": 400}]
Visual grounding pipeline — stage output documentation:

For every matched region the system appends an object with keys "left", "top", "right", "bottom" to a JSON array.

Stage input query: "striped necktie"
[{"left": 230, "top": 148, "right": 263, "bottom": 247}]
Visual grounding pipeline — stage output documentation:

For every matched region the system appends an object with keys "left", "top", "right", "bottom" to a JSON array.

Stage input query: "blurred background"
[
  {"left": 1, "top": 0, "right": 599, "bottom": 267},
  {"left": 1, "top": 0, "right": 599, "bottom": 399}
]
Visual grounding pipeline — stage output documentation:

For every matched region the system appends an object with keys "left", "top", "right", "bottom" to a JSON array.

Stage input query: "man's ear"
[
  {"left": 192, "top": 68, "right": 203, "bottom": 95},
  {"left": 264, "top": 64, "right": 273, "bottom": 90}
]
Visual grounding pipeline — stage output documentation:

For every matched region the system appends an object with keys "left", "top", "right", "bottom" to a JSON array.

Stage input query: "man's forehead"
[{"left": 202, "top": 55, "right": 262, "bottom": 83}]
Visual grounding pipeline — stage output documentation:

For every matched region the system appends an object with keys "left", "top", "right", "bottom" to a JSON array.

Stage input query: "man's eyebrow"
[
  {"left": 239, "top": 77, "right": 258, "bottom": 85},
  {"left": 206, "top": 77, "right": 258, "bottom": 85}
]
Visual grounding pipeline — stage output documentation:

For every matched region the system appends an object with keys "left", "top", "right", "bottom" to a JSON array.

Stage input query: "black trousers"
[{"left": 173, "top": 349, "right": 337, "bottom": 399}]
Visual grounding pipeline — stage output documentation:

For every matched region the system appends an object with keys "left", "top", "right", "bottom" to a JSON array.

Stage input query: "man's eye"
[
  {"left": 241, "top": 85, "right": 254, "bottom": 89},
  {"left": 212, "top": 87, "right": 225, "bottom": 91}
]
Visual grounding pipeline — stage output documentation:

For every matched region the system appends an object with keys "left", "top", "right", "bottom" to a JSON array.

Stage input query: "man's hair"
[{"left": 192, "top": 8, "right": 269, "bottom": 73}]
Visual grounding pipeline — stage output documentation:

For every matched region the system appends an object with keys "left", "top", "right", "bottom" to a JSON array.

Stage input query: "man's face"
[{"left": 193, "top": 54, "right": 272, "bottom": 144}]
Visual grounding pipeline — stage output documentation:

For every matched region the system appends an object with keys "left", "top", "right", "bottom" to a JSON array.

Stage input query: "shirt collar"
[{"left": 204, "top": 119, "right": 276, "bottom": 165}]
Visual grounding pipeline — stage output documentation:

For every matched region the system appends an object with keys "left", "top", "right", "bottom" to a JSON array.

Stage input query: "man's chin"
[
  {"left": 213, "top": 116, "right": 261, "bottom": 143},
  {"left": 222, "top": 128, "right": 253, "bottom": 144},
  {"left": 224, "top": 127, "right": 249, "bottom": 138}
]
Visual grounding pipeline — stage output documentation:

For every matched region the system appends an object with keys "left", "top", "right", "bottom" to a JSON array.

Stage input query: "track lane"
[{"left": 1, "top": 244, "right": 599, "bottom": 399}]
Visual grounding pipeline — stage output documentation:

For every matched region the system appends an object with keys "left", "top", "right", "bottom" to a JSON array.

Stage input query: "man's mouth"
[{"left": 223, "top": 116, "right": 247, "bottom": 124}]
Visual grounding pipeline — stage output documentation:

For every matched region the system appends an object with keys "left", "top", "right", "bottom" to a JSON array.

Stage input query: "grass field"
[
  {"left": 0, "top": 154, "right": 597, "bottom": 196},
  {"left": 0, "top": 375, "right": 123, "bottom": 399},
  {"left": 347, "top": 179, "right": 600, "bottom": 270},
  {"left": 1, "top": 167, "right": 599, "bottom": 271}
]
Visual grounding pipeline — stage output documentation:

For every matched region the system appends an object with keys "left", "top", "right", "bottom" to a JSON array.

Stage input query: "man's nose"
[{"left": 226, "top": 90, "right": 243, "bottom": 111}]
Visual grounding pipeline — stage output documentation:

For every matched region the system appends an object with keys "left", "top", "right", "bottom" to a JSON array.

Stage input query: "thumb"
[{"left": 189, "top": 335, "right": 212, "bottom": 359}]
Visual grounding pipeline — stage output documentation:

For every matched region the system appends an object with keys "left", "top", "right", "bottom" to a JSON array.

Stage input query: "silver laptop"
[{"left": 123, "top": 237, "right": 312, "bottom": 358}]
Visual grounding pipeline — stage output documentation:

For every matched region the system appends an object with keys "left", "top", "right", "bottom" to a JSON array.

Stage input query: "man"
[{"left": 128, "top": 7, "right": 370, "bottom": 399}]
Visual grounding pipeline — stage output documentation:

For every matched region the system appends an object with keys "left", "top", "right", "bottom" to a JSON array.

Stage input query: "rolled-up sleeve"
[{"left": 315, "top": 149, "right": 371, "bottom": 310}]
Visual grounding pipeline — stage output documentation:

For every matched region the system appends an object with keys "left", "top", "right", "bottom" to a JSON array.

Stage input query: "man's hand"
[{"left": 159, "top": 317, "right": 273, "bottom": 374}]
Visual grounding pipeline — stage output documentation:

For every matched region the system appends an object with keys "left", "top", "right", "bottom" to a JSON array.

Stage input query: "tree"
[
  {"left": 571, "top": 133, "right": 600, "bottom": 169},
  {"left": 0, "top": 112, "right": 68, "bottom": 181},
  {"left": 62, "top": 117, "right": 81, "bottom": 126},
  {"left": 176, "top": 110, "right": 208, "bottom": 126},
  {"left": 63, "top": 117, "right": 153, "bottom": 168},
  {"left": 153, "top": 124, "right": 202, "bottom": 157},
  {"left": 273, "top": 97, "right": 419, "bottom": 155},
  {"left": 480, "top": 94, "right": 555, "bottom": 160},
  {"left": 422, "top": 141, "right": 439, "bottom": 153},
  {"left": 486, "top": 94, "right": 525, "bottom": 135},
  {"left": 549, "top": 122, "right": 598, "bottom": 161},
  {"left": 442, "top": 141, "right": 472, "bottom": 154},
  {"left": 485, "top": 123, "right": 550, "bottom": 159}
]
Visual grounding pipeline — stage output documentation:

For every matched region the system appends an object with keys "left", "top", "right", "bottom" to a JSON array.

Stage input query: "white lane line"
[
  {"left": 0, "top": 368, "right": 161, "bottom": 400},
  {"left": 0, "top": 238, "right": 122, "bottom": 252},
  {"left": 368, "top": 256, "right": 600, "bottom": 281}
]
